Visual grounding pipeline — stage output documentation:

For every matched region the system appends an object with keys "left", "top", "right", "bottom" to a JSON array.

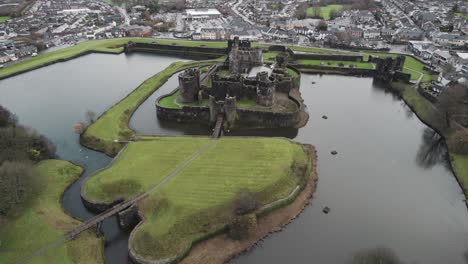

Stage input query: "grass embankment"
[
  {"left": 0, "top": 16, "right": 10, "bottom": 23},
  {"left": 83, "top": 137, "right": 310, "bottom": 261},
  {"left": 391, "top": 82, "right": 468, "bottom": 199},
  {"left": 0, "top": 160, "right": 103, "bottom": 264},
  {"left": 306, "top": 4, "right": 345, "bottom": 20},
  {"left": 296, "top": 59, "right": 375, "bottom": 69},
  {"left": 81, "top": 60, "right": 217, "bottom": 156},
  {"left": 0, "top": 38, "right": 226, "bottom": 80}
]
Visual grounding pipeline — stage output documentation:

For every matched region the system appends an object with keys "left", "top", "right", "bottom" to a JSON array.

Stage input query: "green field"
[
  {"left": 0, "top": 160, "right": 103, "bottom": 264},
  {"left": 306, "top": 4, "right": 345, "bottom": 20},
  {"left": 0, "top": 16, "right": 10, "bottom": 23},
  {"left": 296, "top": 59, "right": 375, "bottom": 69},
  {"left": 83, "top": 137, "right": 311, "bottom": 260},
  {"left": 81, "top": 60, "right": 217, "bottom": 156},
  {"left": 159, "top": 90, "right": 209, "bottom": 109}
]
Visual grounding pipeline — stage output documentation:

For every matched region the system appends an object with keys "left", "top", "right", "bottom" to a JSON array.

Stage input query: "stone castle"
[{"left": 175, "top": 37, "right": 297, "bottom": 127}]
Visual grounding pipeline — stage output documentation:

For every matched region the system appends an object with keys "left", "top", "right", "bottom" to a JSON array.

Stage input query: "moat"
[{"left": 1, "top": 52, "right": 468, "bottom": 263}]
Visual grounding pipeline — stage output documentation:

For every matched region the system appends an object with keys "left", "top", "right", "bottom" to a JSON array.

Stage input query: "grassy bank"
[
  {"left": 81, "top": 60, "right": 217, "bottom": 156},
  {"left": 0, "top": 37, "right": 434, "bottom": 83},
  {"left": 391, "top": 82, "right": 468, "bottom": 198},
  {"left": 0, "top": 38, "right": 225, "bottom": 80},
  {"left": 82, "top": 136, "right": 310, "bottom": 261},
  {"left": 0, "top": 160, "right": 103, "bottom": 264},
  {"left": 306, "top": 4, "right": 345, "bottom": 20}
]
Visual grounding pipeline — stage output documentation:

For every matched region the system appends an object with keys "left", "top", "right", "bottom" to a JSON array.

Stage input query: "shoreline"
[
  {"left": 179, "top": 144, "right": 317, "bottom": 264},
  {"left": 390, "top": 82, "right": 468, "bottom": 209}
]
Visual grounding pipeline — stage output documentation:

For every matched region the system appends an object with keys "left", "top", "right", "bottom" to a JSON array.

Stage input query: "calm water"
[
  {"left": 0, "top": 52, "right": 185, "bottom": 263},
  {"left": 231, "top": 75, "right": 468, "bottom": 264},
  {"left": 1, "top": 53, "right": 468, "bottom": 264}
]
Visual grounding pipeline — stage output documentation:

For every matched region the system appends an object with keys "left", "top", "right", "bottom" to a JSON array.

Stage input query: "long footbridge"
[
  {"left": 212, "top": 115, "right": 224, "bottom": 138},
  {"left": 16, "top": 130, "right": 222, "bottom": 264}
]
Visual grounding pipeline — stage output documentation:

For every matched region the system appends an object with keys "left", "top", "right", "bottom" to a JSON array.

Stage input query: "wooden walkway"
[
  {"left": 16, "top": 137, "right": 219, "bottom": 264},
  {"left": 212, "top": 115, "right": 224, "bottom": 138}
]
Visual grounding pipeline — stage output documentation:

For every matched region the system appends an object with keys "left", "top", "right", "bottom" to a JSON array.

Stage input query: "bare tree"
[
  {"left": 85, "top": 110, "right": 96, "bottom": 124},
  {"left": 436, "top": 84, "right": 466, "bottom": 128}
]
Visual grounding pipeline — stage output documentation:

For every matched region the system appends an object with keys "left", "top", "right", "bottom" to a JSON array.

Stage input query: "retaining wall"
[{"left": 125, "top": 42, "right": 226, "bottom": 59}]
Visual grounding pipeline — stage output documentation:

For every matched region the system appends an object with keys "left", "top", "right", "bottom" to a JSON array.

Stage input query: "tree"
[
  {"left": 232, "top": 190, "right": 259, "bottom": 216},
  {"left": 0, "top": 161, "right": 35, "bottom": 215},
  {"left": 85, "top": 110, "right": 96, "bottom": 124},
  {"left": 447, "top": 130, "right": 468, "bottom": 154},
  {"left": 436, "top": 84, "right": 466, "bottom": 128},
  {"left": 295, "top": 3, "right": 308, "bottom": 19},
  {"left": 316, "top": 20, "right": 328, "bottom": 31},
  {"left": 0, "top": 105, "right": 17, "bottom": 127},
  {"left": 329, "top": 9, "right": 343, "bottom": 20},
  {"left": 312, "top": 3, "right": 321, "bottom": 18}
]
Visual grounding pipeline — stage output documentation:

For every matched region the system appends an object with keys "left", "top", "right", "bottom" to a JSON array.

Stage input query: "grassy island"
[
  {"left": 306, "top": 4, "right": 345, "bottom": 20},
  {"left": 82, "top": 136, "right": 312, "bottom": 261},
  {"left": 81, "top": 60, "right": 217, "bottom": 156},
  {"left": 0, "top": 160, "right": 103, "bottom": 264}
]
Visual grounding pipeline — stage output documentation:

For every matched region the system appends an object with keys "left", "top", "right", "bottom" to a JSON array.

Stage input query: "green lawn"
[
  {"left": 81, "top": 60, "right": 216, "bottom": 156},
  {"left": 0, "top": 16, "right": 10, "bottom": 23},
  {"left": 306, "top": 4, "right": 345, "bottom": 20},
  {"left": 83, "top": 137, "right": 311, "bottom": 261},
  {"left": 296, "top": 59, "right": 375, "bottom": 69},
  {"left": 158, "top": 90, "right": 209, "bottom": 109},
  {"left": 0, "top": 160, "right": 103, "bottom": 264}
]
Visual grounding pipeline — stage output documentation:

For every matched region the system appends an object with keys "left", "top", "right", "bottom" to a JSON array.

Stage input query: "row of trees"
[
  {"left": 0, "top": 105, "right": 56, "bottom": 215},
  {"left": 433, "top": 84, "right": 468, "bottom": 154}
]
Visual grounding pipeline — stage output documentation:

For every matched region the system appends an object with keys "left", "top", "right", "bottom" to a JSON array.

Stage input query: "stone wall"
[
  {"left": 292, "top": 63, "right": 375, "bottom": 77},
  {"left": 293, "top": 53, "right": 364, "bottom": 62},
  {"left": 124, "top": 42, "right": 226, "bottom": 59}
]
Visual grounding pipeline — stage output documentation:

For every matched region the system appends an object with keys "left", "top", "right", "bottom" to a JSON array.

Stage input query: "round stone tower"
[
  {"left": 178, "top": 68, "right": 200, "bottom": 103},
  {"left": 256, "top": 71, "right": 275, "bottom": 107}
]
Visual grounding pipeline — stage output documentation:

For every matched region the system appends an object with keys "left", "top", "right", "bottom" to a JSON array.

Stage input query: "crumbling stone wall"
[
  {"left": 374, "top": 56, "right": 410, "bottom": 83},
  {"left": 225, "top": 96, "right": 237, "bottom": 127},
  {"left": 256, "top": 72, "right": 275, "bottom": 107},
  {"left": 228, "top": 37, "right": 263, "bottom": 74},
  {"left": 178, "top": 68, "right": 200, "bottom": 103}
]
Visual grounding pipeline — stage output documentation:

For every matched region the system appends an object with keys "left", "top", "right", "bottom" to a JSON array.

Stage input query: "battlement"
[{"left": 178, "top": 68, "right": 200, "bottom": 103}]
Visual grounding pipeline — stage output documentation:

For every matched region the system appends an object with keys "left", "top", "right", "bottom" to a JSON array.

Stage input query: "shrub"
[
  {"left": 228, "top": 214, "right": 257, "bottom": 240},
  {"left": 448, "top": 130, "right": 468, "bottom": 155},
  {"left": 232, "top": 190, "right": 259, "bottom": 216},
  {"left": 0, "top": 161, "right": 35, "bottom": 215}
]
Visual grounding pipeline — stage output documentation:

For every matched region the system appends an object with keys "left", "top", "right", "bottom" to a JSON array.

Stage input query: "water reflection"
[
  {"left": 348, "top": 247, "right": 404, "bottom": 264},
  {"left": 416, "top": 128, "right": 449, "bottom": 169}
]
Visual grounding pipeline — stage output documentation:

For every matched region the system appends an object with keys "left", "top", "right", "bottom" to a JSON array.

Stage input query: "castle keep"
[{"left": 157, "top": 37, "right": 304, "bottom": 130}]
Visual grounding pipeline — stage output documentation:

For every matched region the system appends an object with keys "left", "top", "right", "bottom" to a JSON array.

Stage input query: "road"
[
  {"left": 117, "top": 6, "right": 130, "bottom": 26},
  {"left": 231, "top": 0, "right": 255, "bottom": 25}
]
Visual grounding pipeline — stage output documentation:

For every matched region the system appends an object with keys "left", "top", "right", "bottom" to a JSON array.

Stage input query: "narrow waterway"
[
  {"left": 0, "top": 52, "right": 186, "bottom": 263},
  {"left": 2, "top": 53, "right": 468, "bottom": 264}
]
